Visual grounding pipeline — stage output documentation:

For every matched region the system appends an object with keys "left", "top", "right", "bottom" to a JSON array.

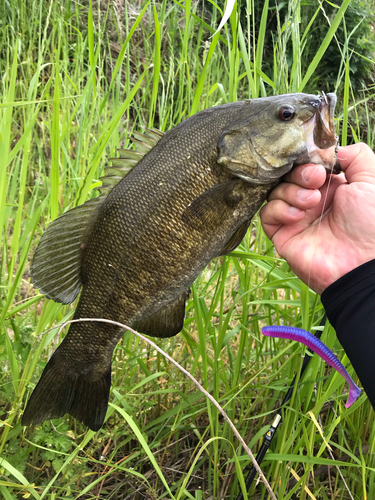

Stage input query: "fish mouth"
[{"left": 299, "top": 92, "right": 340, "bottom": 173}]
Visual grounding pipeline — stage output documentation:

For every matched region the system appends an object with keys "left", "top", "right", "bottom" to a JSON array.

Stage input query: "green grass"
[{"left": 1, "top": 0, "right": 375, "bottom": 498}]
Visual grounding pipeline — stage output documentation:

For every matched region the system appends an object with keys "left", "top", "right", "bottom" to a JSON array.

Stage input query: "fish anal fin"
[
  {"left": 219, "top": 219, "right": 251, "bottom": 255},
  {"left": 182, "top": 180, "right": 243, "bottom": 230},
  {"left": 133, "top": 290, "right": 190, "bottom": 338}
]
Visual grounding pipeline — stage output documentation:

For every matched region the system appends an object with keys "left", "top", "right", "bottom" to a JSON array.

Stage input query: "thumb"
[{"left": 337, "top": 143, "right": 375, "bottom": 184}]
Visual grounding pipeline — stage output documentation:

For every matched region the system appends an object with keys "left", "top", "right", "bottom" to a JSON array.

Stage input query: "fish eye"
[{"left": 278, "top": 106, "right": 295, "bottom": 121}]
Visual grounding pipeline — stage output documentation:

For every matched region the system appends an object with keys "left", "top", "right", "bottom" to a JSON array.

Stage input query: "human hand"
[{"left": 260, "top": 143, "right": 375, "bottom": 294}]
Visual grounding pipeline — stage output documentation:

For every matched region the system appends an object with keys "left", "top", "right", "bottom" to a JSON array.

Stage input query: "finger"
[
  {"left": 302, "top": 172, "right": 346, "bottom": 223},
  {"left": 337, "top": 143, "right": 375, "bottom": 184},
  {"left": 283, "top": 164, "right": 327, "bottom": 189},
  {"left": 261, "top": 174, "right": 346, "bottom": 237},
  {"left": 268, "top": 183, "right": 321, "bottom": 209},
  {"left": 260, "top": 199, "right": 305, "bottom": 240}
]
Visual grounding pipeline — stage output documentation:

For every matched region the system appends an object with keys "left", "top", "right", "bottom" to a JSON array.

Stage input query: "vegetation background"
[{"left": 1, "top": 0, "right": 375, "bottom": 498}]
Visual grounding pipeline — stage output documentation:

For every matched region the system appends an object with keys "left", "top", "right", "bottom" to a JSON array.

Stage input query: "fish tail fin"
[
  {"left": 69, "top": 369, "right": 112, "bottom": 431},
  {"left": 22, "top": 350, "right": 111, "bottom": 431}
]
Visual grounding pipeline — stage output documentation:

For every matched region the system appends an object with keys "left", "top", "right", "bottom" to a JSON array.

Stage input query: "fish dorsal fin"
[
  {"left": 98, "top": 127, "right": 164, "bottom": 197},
  {"left": 30, "top": 197, "right": 102, "bottom": 304},
  {"left": 31, "top": 128, "right": 164, "bottom": 304},
  {"left": 132, "top": 290, "right": 190, "bottom": 338}
]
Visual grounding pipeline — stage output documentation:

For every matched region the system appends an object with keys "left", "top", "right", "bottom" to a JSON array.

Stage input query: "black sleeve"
[{"left": 321, "top": 259, "right": 375, "bottom": 410}]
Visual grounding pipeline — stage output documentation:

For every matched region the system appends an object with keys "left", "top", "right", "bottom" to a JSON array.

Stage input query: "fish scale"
[{"left": 23, "top": 93, "right": 339, "bottom": 430}]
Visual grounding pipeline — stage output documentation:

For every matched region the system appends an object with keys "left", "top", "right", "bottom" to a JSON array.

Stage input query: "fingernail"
[
  {"left": 336, "top": 154, "right": 347, "bottom": 161},
  {"left": 288, "top": 206, "right": 305, "bottom": 216},
  {"left": 297, "top": 188, "right": 316, "bottom": 201},
  {"left": 302, "top": 165, "right": 320, "bottom": 182}
]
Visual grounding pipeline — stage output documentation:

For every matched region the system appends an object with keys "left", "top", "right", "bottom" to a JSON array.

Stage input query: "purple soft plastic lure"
[{"left": 262, "top": 325, "right": 361, "bottom": 408}]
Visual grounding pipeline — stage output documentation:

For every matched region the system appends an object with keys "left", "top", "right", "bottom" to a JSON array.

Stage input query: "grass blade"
[
  {"left": 0, "top": 42, "right": 18, "bottom": 248},
  {"left": 88, "top": 0, "right": 96, "bottom": 99},
  {"left": 254, "top": 0, "right": 269, "bottom": 97},
  {"left": 341, "top": 57, "right": 350, "bottom": 146},
  {"left": 76, "top": 72, "right": 145, "bottom": 206},
  {"left": 50, "top": 59, "right": 61, "bottom": 222},
  {"left": 0, "top": 457, "right": 40, "bottom": 499},
  {"left": 149, "top": 6, "right": 161, "bottom": 127},
  {"left": 298, "top": 0, "right": 351, "bottom": 92},
  {"left": 110, "top": 402, "right": 176, "bottom": 498}
]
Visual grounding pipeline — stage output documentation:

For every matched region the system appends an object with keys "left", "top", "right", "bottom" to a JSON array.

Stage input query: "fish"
[{"left": 22, "top": 93, "right": 339, "bottom": 431}]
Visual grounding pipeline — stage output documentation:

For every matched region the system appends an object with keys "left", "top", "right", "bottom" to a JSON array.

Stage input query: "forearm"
[{"left": 321, "top": 259, "right": 375, "bottom": 410}]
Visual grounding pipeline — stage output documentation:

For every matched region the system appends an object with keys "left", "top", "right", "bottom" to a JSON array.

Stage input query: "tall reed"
[{"left": 1, "top": 0, "right": 374, "bottom": 498}]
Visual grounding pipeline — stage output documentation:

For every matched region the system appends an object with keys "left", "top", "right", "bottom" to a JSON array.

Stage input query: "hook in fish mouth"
[
  {"left": 321, "top": 91, "right": 329, "bottom": 106},
  {"left": 300, "top": 92, "right": 341, "bottom": 173},
  {"left": 318, "top": 92, "right": 341, "bottom": 173},
  {"left": 318, "top": 92, "right": 336, "bottom": 137}
]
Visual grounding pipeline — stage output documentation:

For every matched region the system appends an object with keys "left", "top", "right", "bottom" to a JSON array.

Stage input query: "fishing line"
[
  {"left": 236, "top": 126, "right": 340, "bottom": 496},
  {"left": 235, "top": 314, "right": 326, "bottom": 500},
  {"left": 306, "top": 91, "right": 339, "bottom": 291},
  {"left": 306, "top": 159, "right": 336, "bottom": 291},
  {"left": 236, "top": 156, "right": 344, "bottom": 495},
  {"left": 29, "top": 317, "right": 278, "bottom": 499}
]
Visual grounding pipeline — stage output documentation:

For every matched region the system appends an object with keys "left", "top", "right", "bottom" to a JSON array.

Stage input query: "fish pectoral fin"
[
  {"left": 219, "top": 219, "right": 251, "bottom": 255},
  {"left": 30, "top": 197, "right": 103, "bottom": 304},
  {"left": 182, "top": 180, "right": 243, "bottom": 230},
  {"left": 133, "top": 290, "right": 190, "bottom": 338}
]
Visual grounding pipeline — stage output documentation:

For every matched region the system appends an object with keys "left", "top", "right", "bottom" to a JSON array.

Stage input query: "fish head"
[{"left": 217, "top": 92, "right": 339, "bottom": 184}]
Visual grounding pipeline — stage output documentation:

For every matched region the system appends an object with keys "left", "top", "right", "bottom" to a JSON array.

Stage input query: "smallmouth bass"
[{"left": 23, "top": 93, "right": 338, "bottom": 430}]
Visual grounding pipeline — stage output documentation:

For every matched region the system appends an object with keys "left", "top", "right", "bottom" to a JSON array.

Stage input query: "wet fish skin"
[{"left": 22, "top": 93, "right": 338, "bottom": 430}]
